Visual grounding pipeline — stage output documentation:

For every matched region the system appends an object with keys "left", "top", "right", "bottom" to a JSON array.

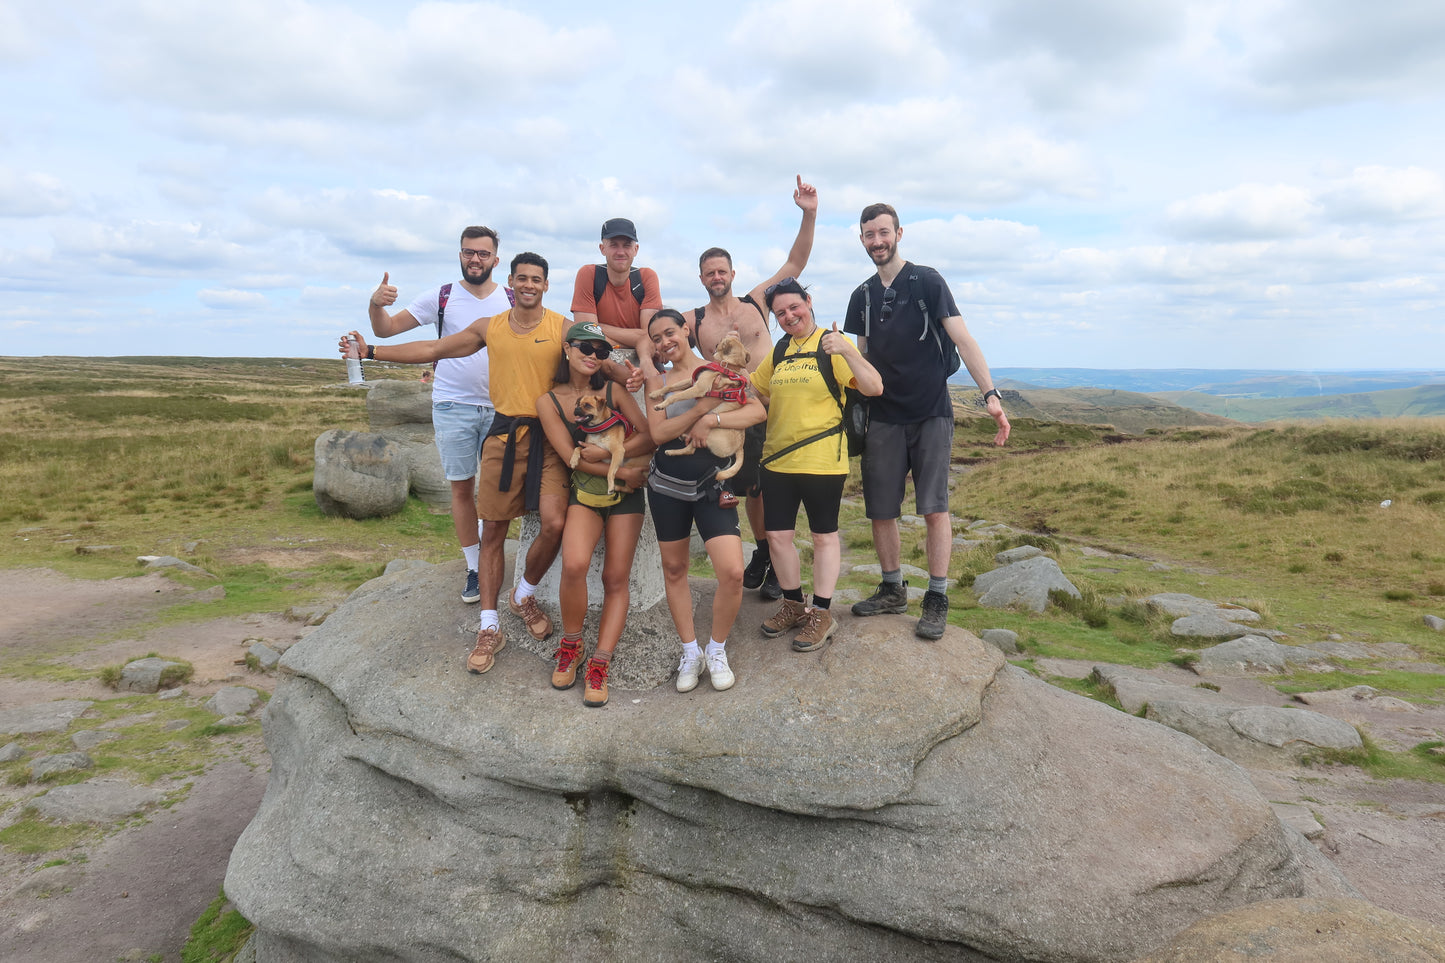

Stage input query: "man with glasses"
[
  {"left": 368, "top": 226, "right": 512, "bottom": 605},
  {"left": 844, "top": 204, "right": 1011, "bottom": 640},
  {"left": 686, "top": 175, "right": 819, "bottom": 601},
  {"left": 570, "top": 218, "right": 663, "bottom": 349}
]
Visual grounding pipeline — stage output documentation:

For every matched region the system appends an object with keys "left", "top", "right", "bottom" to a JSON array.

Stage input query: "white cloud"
[
  {"left": 1164, "top": 183, "right": 1321, "bottom": 239},
  {"left": 0, "top": 167, "right": 73, "bottom": 216},
  {"left": 1322, "top": 165, "right": 1445, "bottom": 223},
  {"left": 198, "top": 288, "right": 268, "bottom": 309}
]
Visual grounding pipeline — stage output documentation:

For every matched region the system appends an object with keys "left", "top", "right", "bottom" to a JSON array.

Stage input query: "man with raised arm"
[
  {"left": 569, "top": 218, "right": 663, "bottom": 349},
  {"left": 346, "top": 253, "right": 641, "bottom": 675},
  {"left": 367, "top": 226, "right": 511, "bottom": 605},
  {"left": 843, "top": 203, "right": 1011, "bottom": 641},
  {"left": 685, "top": 175, "right": 819, "bottom": 600}
]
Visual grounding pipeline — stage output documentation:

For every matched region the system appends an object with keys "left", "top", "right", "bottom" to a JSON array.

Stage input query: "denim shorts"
[{"left": 432, "top": 401, "right": 495, "bottom": 481}]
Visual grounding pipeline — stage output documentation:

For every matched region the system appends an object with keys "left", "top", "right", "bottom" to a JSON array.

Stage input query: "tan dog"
[
  {"left": 647, "top": 333, "right": 749, "bottom": 481},
  {"left": 571, "top": 393, "right": 644, "bottom": 494}
]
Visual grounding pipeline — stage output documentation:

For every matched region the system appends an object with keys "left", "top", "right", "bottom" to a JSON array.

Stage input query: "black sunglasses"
[
  {"left": 880, "top": 287, "right": 897, "bottom": 323},
  {"left": 570, "top": 340, "right": 611, "bottom": 359}
]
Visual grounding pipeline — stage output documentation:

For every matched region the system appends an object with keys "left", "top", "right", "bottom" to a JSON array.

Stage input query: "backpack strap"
[
  {"left": 435, "top": 283, "right": 453, "bottom": 338},
  {"left": 593, "top": 266, "right": 646, "bottom": 307},
  {"left": 505, "top": 287, "right": 515, "bottom": 307},
  {"left": 760, "top": 333, "right": 847, "bottom": 471}
]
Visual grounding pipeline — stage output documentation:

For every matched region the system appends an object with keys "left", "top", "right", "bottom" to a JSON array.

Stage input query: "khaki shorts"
[{"left": 475, "top": 428, "right": 568, "bottom": 522}]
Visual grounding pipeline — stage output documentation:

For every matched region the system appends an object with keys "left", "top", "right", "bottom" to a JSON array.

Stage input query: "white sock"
[
  {"left": 479, "top": 610, "right": 499, "bottom": 632},
  {"left": 705, "top": 638, "right": 725, "bottom": 656},
  {"left": 515, "top": 576, "right": 538, "bottom": 602},
  {"left": 462, "top": 544, "right": 479, "bottom": 570},
  {"left": 682, "top": 640, "right": 702, "bottom": 659}
]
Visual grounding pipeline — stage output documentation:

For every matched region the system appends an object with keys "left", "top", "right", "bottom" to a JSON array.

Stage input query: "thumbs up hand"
[
  {"left": 371, "top": 272, "right": 397, "bottom": 308},
  {"left": 821, "top": 321, "right": 845, "bottom": 355}
]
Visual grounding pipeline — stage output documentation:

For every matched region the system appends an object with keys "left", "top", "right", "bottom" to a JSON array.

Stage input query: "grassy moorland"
[{"left": 2, "top": 357, "right": 1443, "bottom": 709}]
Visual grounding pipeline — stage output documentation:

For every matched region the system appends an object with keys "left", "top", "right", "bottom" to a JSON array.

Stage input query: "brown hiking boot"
[
  {"left": 582, "top": 657, "right": 610, "bottom": 708},
  {"left": 468, "top": 626, "right": 506, "bottom": 674},
  {"left": 508, "top": 592, "right": 553, "bottom": 641},
  {"left": 552, "top": 638, "right": 582, "bottom": 690},
  {"left": 761, "top": 597, "right": 808, "bottom": 638},
  {"left": 792, "top": 608, "right": 836, "bottom": 653}
]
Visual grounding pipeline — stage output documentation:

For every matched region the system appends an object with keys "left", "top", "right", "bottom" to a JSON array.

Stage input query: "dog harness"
[
  {"left": 691, "top": 362, "right": 749, "bottom": 406},
  {"left": 576, "top": 410, "right": 635, "bottom": 438}
]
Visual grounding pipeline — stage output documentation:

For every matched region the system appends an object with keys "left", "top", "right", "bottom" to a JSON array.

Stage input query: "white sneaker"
[
  {"left": 676, "top": 650, "right": 704, "bottom": 693},
  {"left": 705, "top": 648, "right": 735, "bottom": 691}
]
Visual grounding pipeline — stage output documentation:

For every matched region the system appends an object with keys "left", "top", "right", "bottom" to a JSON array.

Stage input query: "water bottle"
[{"left": 344, "top": 335, "right": 365, "bottom": 385}]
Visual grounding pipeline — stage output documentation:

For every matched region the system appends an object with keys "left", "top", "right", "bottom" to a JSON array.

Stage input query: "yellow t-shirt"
[
  {"left": 485, "top": 309, "right": 568, "bottom": 417},
  {"left": 750, "top": 327, "right": 859, "bottom": 475}
]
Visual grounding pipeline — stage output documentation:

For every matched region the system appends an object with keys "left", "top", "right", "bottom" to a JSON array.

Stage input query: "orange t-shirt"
[{"left": 570, "top": 265, "right": 663, "bottom": 330}]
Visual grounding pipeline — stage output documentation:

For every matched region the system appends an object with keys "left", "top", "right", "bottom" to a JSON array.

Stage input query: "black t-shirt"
[{"left": 843, "top": 263, "right": 960, "bottom": 424}]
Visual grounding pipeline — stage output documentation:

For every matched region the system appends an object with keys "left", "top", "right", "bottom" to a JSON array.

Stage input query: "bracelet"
[
  {"left": 366, "top": 344, "right": 375, "bottom": 361},
  {"left": 981, "top": 388, "right": 1000, "bottom": 404},
  {"left": 715, "top": 413, "right": 722, "bottom": 427}
]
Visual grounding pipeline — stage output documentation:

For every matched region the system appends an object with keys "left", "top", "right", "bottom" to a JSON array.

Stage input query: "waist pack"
[{"left": 647, "top": 465, "right": 716, "bottom": 503}]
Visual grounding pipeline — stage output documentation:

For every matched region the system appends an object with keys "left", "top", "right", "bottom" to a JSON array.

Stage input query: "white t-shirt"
[{"left": 404, "top": 282, "right": 512, "bottom": 406}]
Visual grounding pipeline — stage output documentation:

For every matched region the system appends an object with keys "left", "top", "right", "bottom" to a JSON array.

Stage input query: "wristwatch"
[{"left": 981, "top": 388, "right": 1001, "bottom": 404}]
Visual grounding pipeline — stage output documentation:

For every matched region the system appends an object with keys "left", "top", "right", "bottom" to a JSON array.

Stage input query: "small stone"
[
  {"left": 0, "top": 742, "right": 26, "bottom": 763},
  {"left": 119, "top": 657, "right": 183, "bottom": 694},
  {"left": 215, "top": 714, "right": 249, "bottom": 727},
  {"left": 70, "top": 730, "right": 121, "bottom": 751},
  {"left": 1148, "top": 562, "right": 1170, "bottom": 571},
  {"left": 138, "top": 555, "right": 214, "bottom": 577},
  {"left": 206, "top": 687, "right": 261, "bottom": 717},
  {"left": 32, "top": 780, "right": 163, "bottom": 823},
  {"left": 979, "top": 629, "right": 1020, "bottom": 654},
  {"left": 0, "top": 701, "right": 93, "bottom": 736},
  {"left": 1424, "top": 615, "right": 1445, "bottom": 632},
  {"left": 163, "top": 720, "right": 191, "bottom": 731},
  {"left": 248, "top": 642, "right": 282, "bottom": 670},
  {"left": 158, "top": 687, "right": 186, "bottom": 701},
  {"left": 29, "top": 752, "right": 94, "bottom": 781},
  {"left": 995, "top": 546, "right": 1043, "bottom": 565}
]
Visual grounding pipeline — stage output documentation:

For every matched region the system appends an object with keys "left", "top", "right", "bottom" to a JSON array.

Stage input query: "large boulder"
[
  {"left": 366, "top": 381, "right": 450, "bottom": 508},
  {"left": 312, "top": 429, "right": 409, "bottom": 519},
  {"left": 365, "top": 380, "right": 433, "bottom": 428},
  {"left": 226, "top": 565, "right": 1354, "bottom": 963}
]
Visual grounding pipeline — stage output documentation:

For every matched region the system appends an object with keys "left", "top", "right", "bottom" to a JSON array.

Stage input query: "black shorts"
[
  {"left": 648, "top": 489, "right": 740, "bottom": 544},
  {"left": 760, "top": 469, "right": 846, "bottom": 535},
  {"left": 731, "top": 422, "right": 767, "bottom": 498}
]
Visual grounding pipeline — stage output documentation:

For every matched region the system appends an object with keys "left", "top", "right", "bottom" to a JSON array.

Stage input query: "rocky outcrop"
[
  {"left": 1133, "top": 897, "right": 1445, "bottom": 962},
  {"left": 226, "top": 565, "right": 1354, "bottom": 963},
  {"left": 971, "top": 555, "right": 1080, "bottom": 612},
  {"left": 312, "top": 429, "right": 409, "bottom": 519}
]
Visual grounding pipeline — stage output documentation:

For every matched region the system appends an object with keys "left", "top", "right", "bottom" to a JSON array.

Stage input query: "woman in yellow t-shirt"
[{"left": 749, "top": 279, "right": 883, "bottom": 653}]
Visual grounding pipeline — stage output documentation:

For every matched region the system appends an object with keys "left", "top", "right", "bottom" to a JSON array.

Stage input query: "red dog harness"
[
  {"left": 692, "top": 362, "right": 749, "bottom": 405},
  {"left": 577, "top": 411, "right": 635, "bottom": 438}
]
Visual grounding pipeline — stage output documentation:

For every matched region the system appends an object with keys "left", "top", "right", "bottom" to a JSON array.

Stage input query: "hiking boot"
[
  {"left": 742, "top": 548, "right": 770, "bottom": 590},
  {"left": 676, "top": 650, "right": 704, "bottom": 693},
  {"left": 583, "top": 657, "right": 610, "bottom": 708},
  {"left": 851, "top": 580, "right": 909, "bottom": 617},
  {"left": 916, "top": 590, "right": 950, "bottom": 640},
  {"left": 759, "top": 565, "right": 783, "bottom": 601},
  {"left": 462, "top": 569, "right": 480, "bottom": 604},
  {"left": 508, "top": 592, "right": 554, "bottom": 641},
  {"left": 468, "top": 626, "right": 506, "bottom": 674},
  {"left": 705, "top": 648, "right": 735, "bottom": 691},
  {"left": 552, "top": 638, "right": 583, "bottom": 690},
  {"left": 792, "top": 608, "right": 836, "bottom": 653},
  {"left": 761, "top": 597, "right": 808, "bottom": 638}
]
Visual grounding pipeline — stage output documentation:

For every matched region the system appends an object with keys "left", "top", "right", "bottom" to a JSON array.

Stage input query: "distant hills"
[{"left": 953, "top": 368, "right": 1445, "bottom": 428}]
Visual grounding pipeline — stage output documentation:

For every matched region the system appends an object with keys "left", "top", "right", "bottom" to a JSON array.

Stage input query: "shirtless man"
[{"left": 685, "top": 175, "right": 818, "bottom": 598}]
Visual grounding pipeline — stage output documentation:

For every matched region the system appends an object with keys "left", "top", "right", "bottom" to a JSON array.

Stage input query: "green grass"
[
  {"left": 1305, "top": 732, "right": 1445, "bottom": 784},
  {"left": 0, "top": 813, "right": 100, "bottom": 854},
  {"left": 182, "top": 889, "right": 255, "bottom": 963}
]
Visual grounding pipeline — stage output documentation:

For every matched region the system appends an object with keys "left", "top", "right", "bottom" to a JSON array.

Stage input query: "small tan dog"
[
  {"left": 648, "top": 333, "right": 749, "bottom": 481},
  {"left": 571, "top": 393, "right": 644, "bottom": 494}
]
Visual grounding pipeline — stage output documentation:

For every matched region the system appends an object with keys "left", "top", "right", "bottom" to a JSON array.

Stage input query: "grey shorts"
[
  {"left": 432, "top": 401, "right": 495, "bottom": 481},
  {"left": 860, "top": 416, "right": 953, "bottom": 519}
]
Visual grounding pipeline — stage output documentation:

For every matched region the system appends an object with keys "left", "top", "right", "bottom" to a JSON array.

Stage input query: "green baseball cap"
[{"left": 566, "top": 320, "right": 608, "bottom": 343}]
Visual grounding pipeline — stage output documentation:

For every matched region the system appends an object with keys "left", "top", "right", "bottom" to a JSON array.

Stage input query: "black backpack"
[
  {"left": 760, "top": 335, "right": 868, "bottom": 465},
  {"left": 856, "top": 265, "right": 962, "bottom": 376},
  {"left": 592, "top": 266, "right": 646, "bottom": 308}
]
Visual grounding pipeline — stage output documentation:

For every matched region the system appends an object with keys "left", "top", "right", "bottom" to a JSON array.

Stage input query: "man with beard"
[
  {"left": 369, "top": 226, "right": 512, "bottom": 604},
  {"left": 843, "top": 203, "right": 1011, "bottom": 641},
  {"left": 686, "top": 175, "right": 819, "bottom": 600}
]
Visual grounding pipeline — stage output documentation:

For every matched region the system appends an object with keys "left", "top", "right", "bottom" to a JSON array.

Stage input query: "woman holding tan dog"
[
  {"left": 750, "top": 278, "right": 883, "bottom": 653},
  {"left": 536, "top": 320, "right": 655, "bottom": 707},
  {"left": 638, "top": 308, "right": 767, "bottom": 694}
]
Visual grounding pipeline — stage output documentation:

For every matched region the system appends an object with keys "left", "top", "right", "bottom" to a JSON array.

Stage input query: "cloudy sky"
[{"left": 2, "top": 0, "right": 1442, "bottom": 369}]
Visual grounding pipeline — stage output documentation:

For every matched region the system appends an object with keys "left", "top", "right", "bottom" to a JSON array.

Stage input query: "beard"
[
  {"left": 868, "top": 240, "right": 896, "bottom": 265},
  {"left": 463, "top": 262, "right": 493, "bottom": 285}
]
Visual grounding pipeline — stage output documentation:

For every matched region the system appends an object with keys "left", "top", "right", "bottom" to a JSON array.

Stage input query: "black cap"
[{"left": 600, "top": 218, "right": 638, "bottom": 242}]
